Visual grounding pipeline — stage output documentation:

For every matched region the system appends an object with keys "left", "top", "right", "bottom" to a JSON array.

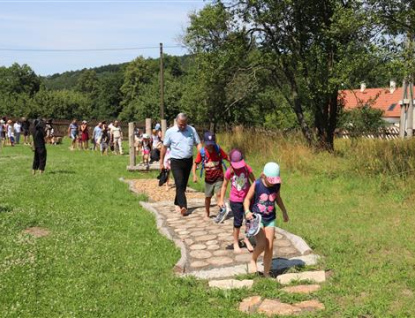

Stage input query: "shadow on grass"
[{"left": 270, "top": 257, "right": 306, "bottom": 276}]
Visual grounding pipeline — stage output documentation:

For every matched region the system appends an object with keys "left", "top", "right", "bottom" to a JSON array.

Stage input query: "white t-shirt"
[
  {"left": 7, "top": 125, "right": 14, "bottom": 137},
  {"left": 14, "top": 123, "right": 22, "bottom": 133},
  {"left": 111, "top": 126, "right": 122, "bottom": 139}
]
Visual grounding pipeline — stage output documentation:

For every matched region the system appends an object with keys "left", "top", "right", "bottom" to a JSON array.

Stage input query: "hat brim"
[
  {"left": 266, "top": 176, "right": 281, "bottom": 184},
  {"left": 205, "top": 140, "right": 216, "bottom": 146},
  {"left": 231, "top": 159, "right": 246, "bottom": 169}
]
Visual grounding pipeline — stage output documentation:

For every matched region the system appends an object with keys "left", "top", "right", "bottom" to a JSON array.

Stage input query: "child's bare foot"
[
  {"left": 175, "top": 205, "right": 181, "bottom": 213},
  {"left": 244, "top": 238, "right": 254, "bottom": 252},
  {"left": 203, "top": 215, "right": 211, "bottom": 221},
  {"left": 249, "top": 260, "right": 257, "bottom": 274},
  {"left": 233, "top": 242, "right": 242, "bottom": 254}
]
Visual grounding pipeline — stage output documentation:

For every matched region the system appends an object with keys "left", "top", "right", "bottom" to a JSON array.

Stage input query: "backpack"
[{"left": 199, "top": 145, "right": 227, "bottom": 177}]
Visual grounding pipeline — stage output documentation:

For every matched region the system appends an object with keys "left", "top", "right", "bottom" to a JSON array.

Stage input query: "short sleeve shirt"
[
  {"left": 69, "top": 123, "right": 78, "bottom": 136},
  {"left": 163, "top": 125, "right": 200, "bottom": 159},
  {"left": 195, "top": 147, "right": 229, "bottom": 183},
  {"left": 224, "top": 164, "right": 253, "bottom": 202},
  {"left": 111, "top": 126, "right": 122, "bottom": 138},
  {"left": 14, "top": 123, "right": 22, "bottom": 133},
  {"left": 93, "top": 126, "right": 102, "bottom": 140},
  {"left": 252, "top": 179, "right": 280, "bottom": 222}
]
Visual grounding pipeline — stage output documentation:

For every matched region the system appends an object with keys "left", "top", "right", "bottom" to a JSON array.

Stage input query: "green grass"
[{"left": 1, "top": 138, "right": 415, "bottom": 317}]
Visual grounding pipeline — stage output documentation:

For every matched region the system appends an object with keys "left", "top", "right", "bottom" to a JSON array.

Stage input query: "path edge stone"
[{"left": 276, "top": 227, "right": 312, "bottom": 256}]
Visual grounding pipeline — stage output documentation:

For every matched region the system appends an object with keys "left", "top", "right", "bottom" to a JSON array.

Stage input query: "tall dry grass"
[
  {"left": 336, "top": 138, "right": 415, "bottom": 177},
  {"left": 217, "top": 129, "right": 415, "bottom": 178}
]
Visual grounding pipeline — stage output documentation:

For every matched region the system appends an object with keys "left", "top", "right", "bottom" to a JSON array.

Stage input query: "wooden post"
[
  {"left": 160, "top": 43, "right": 165, "bottom": 120},
  {"left": 400, "top": 79, "right": 407, "bottom": 138},
  {"left": 161, "top": 119, "right": 167, "bottom": 139},
  {"left": 407, "top": 80, "right": 414, "bottom": 138},
  {"left": 128, "top": 122, "right": 136, "bottom": 167},
  {"left": 146, "top": 118, "right": 151, "bottom": 136}
]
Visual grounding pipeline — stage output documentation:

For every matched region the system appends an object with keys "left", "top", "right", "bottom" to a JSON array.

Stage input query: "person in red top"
[{"left": 192, "top": 131, "right": 229, "bottom": 219}]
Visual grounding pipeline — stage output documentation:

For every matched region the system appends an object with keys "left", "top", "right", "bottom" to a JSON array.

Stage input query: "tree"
[
  {"left": 182, "top": 3, "right": 258, "bottom": 130},
  {"left": 226, "top": 0, "right": 381, "bottom": 150},
  {"left": 119, "top": 57, "right": 154, "bottom": 121},
  {"left": 0, "top": 63, "right": 40, "bottom": 97}
]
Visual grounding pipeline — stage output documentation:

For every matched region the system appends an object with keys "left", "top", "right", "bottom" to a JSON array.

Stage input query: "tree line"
[{"left": 0, "top": 0, "right": 412, "bottom": 150}]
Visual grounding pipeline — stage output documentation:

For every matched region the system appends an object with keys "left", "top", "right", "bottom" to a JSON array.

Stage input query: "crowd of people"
[
  {"left": 68, "top": 119, "right": 124, "bottom": 155},
  {"left": 2, "top": 112, "right": 291, "bottom": 277},
  {"left": 0, "top": 117, "right": 31, "bottom": 147}
]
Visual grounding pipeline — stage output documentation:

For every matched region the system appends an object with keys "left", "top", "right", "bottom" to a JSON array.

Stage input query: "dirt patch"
[
  {"left": 131, "top": 179, "right": 205, "bottom": 202},
  {"left": 23, "top": 227, "right": 50, "bottom": 238}
]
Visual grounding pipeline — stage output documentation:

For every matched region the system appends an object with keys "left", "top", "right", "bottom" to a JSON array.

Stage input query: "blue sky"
[{"left": 0, "top": 0, "right": 207, "bottom": 75}]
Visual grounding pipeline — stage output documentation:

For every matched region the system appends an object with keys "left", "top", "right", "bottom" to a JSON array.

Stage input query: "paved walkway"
[{"left": 127, "top": 179, "right": 314, "bottom": 279}]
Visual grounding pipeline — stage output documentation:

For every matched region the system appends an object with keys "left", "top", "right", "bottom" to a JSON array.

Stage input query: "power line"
[{"left": 0, "top": 45, "right": 184, "bottom": 52}]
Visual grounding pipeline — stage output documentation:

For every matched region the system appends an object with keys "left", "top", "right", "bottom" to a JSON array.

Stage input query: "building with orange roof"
[{"left": 339, "top": 81, "right": 414, "bottom": 126}]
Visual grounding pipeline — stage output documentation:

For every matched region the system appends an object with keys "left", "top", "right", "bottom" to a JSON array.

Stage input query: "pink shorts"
[{"left": 143, "top": 149, "right": 150, "bottom": 155}]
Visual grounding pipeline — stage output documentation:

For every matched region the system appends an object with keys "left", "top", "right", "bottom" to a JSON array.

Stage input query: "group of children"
[
  {"left": 134, "top": 124, "right": 164, "bottom": 166},
  {"left": 193, "top": 131, "right": 289, "bottom": 277}
]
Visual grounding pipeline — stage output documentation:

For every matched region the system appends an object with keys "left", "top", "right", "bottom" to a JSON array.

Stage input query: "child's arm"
[
  {"left": 276, "top": 191, "right": 289, "bottom": 222},
  {"left": 192, "top": 162, "right": 198, "bottom": 183},
  {"left": 243, "top": 182, "right": 256, "bottom": 220},
  {"left": 217, "top": 178, "right": 229, "bottom": 207},
  {"left": 249, "top": 173, "right": 255, "bottom": 183},
  {"left": 192, "top": 151, "right": 202, "bottom": 183}
]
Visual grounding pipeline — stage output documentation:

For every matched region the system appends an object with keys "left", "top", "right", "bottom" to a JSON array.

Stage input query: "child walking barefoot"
[
  {"left": 218, "top": 149, "right": 255, "bottom": 253},
  {"left": 244, "top": 162, "right": 289, "bottom": 276}
]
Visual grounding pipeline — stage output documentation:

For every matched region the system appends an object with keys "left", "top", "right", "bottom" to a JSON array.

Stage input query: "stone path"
[{"left": 126, "top": 179, "right": 316, "bottom": 279}]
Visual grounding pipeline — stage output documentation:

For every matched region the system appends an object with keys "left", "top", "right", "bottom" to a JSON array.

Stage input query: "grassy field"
[{"left": 1, "top": 135, "right": 415, "bottom": 317}]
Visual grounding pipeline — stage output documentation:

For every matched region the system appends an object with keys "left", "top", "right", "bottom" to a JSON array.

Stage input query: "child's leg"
[
  {"left": 205, "top": 196, "right": 212, "bottom": 218},
  {"left": 204, "top": 182, "right": 215, "bottom": 218},
  {"left": 231, "top": 202, "right": 244, "bottom": 253},
  {"left": 263, "top": 226, "right": 276, "bottom": 276},
  {"left": 249, "top": 229, "right": 266, "bottom": 273},
  {"left": 233, "top": 227, "right": 242, "bottom": 253}
]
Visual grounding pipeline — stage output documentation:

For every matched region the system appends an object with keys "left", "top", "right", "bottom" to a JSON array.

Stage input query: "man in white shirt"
[{"left": 13, "top": 120, "right": 22, "bottom": 144}]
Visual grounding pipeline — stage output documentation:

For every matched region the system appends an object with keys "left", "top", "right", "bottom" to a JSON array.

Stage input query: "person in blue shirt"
[
  {"left": 92, "top": 122, "right": 103, "bottom": 151},
  {"left": 160, "top": 113, "right": 201, "bottom": 216},
  {"left": 67, "top": 119, "right": 78, "bottom": 150}
]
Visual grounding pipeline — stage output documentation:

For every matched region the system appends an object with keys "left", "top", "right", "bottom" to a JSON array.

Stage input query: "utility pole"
[{"left": 160, "top": 42, "right": 165, "bottom": 120}]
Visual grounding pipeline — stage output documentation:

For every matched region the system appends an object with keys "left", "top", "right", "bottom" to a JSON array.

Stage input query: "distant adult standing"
[
  {"left": 80, "top": 120, "right": 89, "bottom": 150},
  {"left": 92, "top": 122, "right": 103, "bottom": 151},
  {"left": 68, "top": 119, "right": 78, "bottom": 150},
  {"left": 21, "top": 117, "right": 31, "bottom": 145},
  {"left": 160, "top": 113, "right": 201, "bottom": 216},
  {"left": 13, "top": 120, "right": 22, "bottom": 144},
  {"left": 32, "top": 119, "right": 47, "bottom": 174},
  {"left": 111, "top": 121, "right": 123, "bottom": 155}
]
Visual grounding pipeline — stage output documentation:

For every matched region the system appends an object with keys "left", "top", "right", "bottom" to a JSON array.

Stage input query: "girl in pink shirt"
[{"left": 218, "top": 149, "right": 255, "bottom": 253}]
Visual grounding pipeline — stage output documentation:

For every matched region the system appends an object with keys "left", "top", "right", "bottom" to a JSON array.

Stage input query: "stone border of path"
[{"left": 123, "top": 179, "right": 316, "bottom": 278}]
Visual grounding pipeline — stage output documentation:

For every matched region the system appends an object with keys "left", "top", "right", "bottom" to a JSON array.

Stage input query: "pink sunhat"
[{"left": 229, "top": 149, "right": 246, "bottom": 169}]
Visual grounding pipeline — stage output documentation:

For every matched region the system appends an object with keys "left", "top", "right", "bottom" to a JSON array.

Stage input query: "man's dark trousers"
[{"left": 170, "top": 157, "right": 193, "bottom": 209}]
